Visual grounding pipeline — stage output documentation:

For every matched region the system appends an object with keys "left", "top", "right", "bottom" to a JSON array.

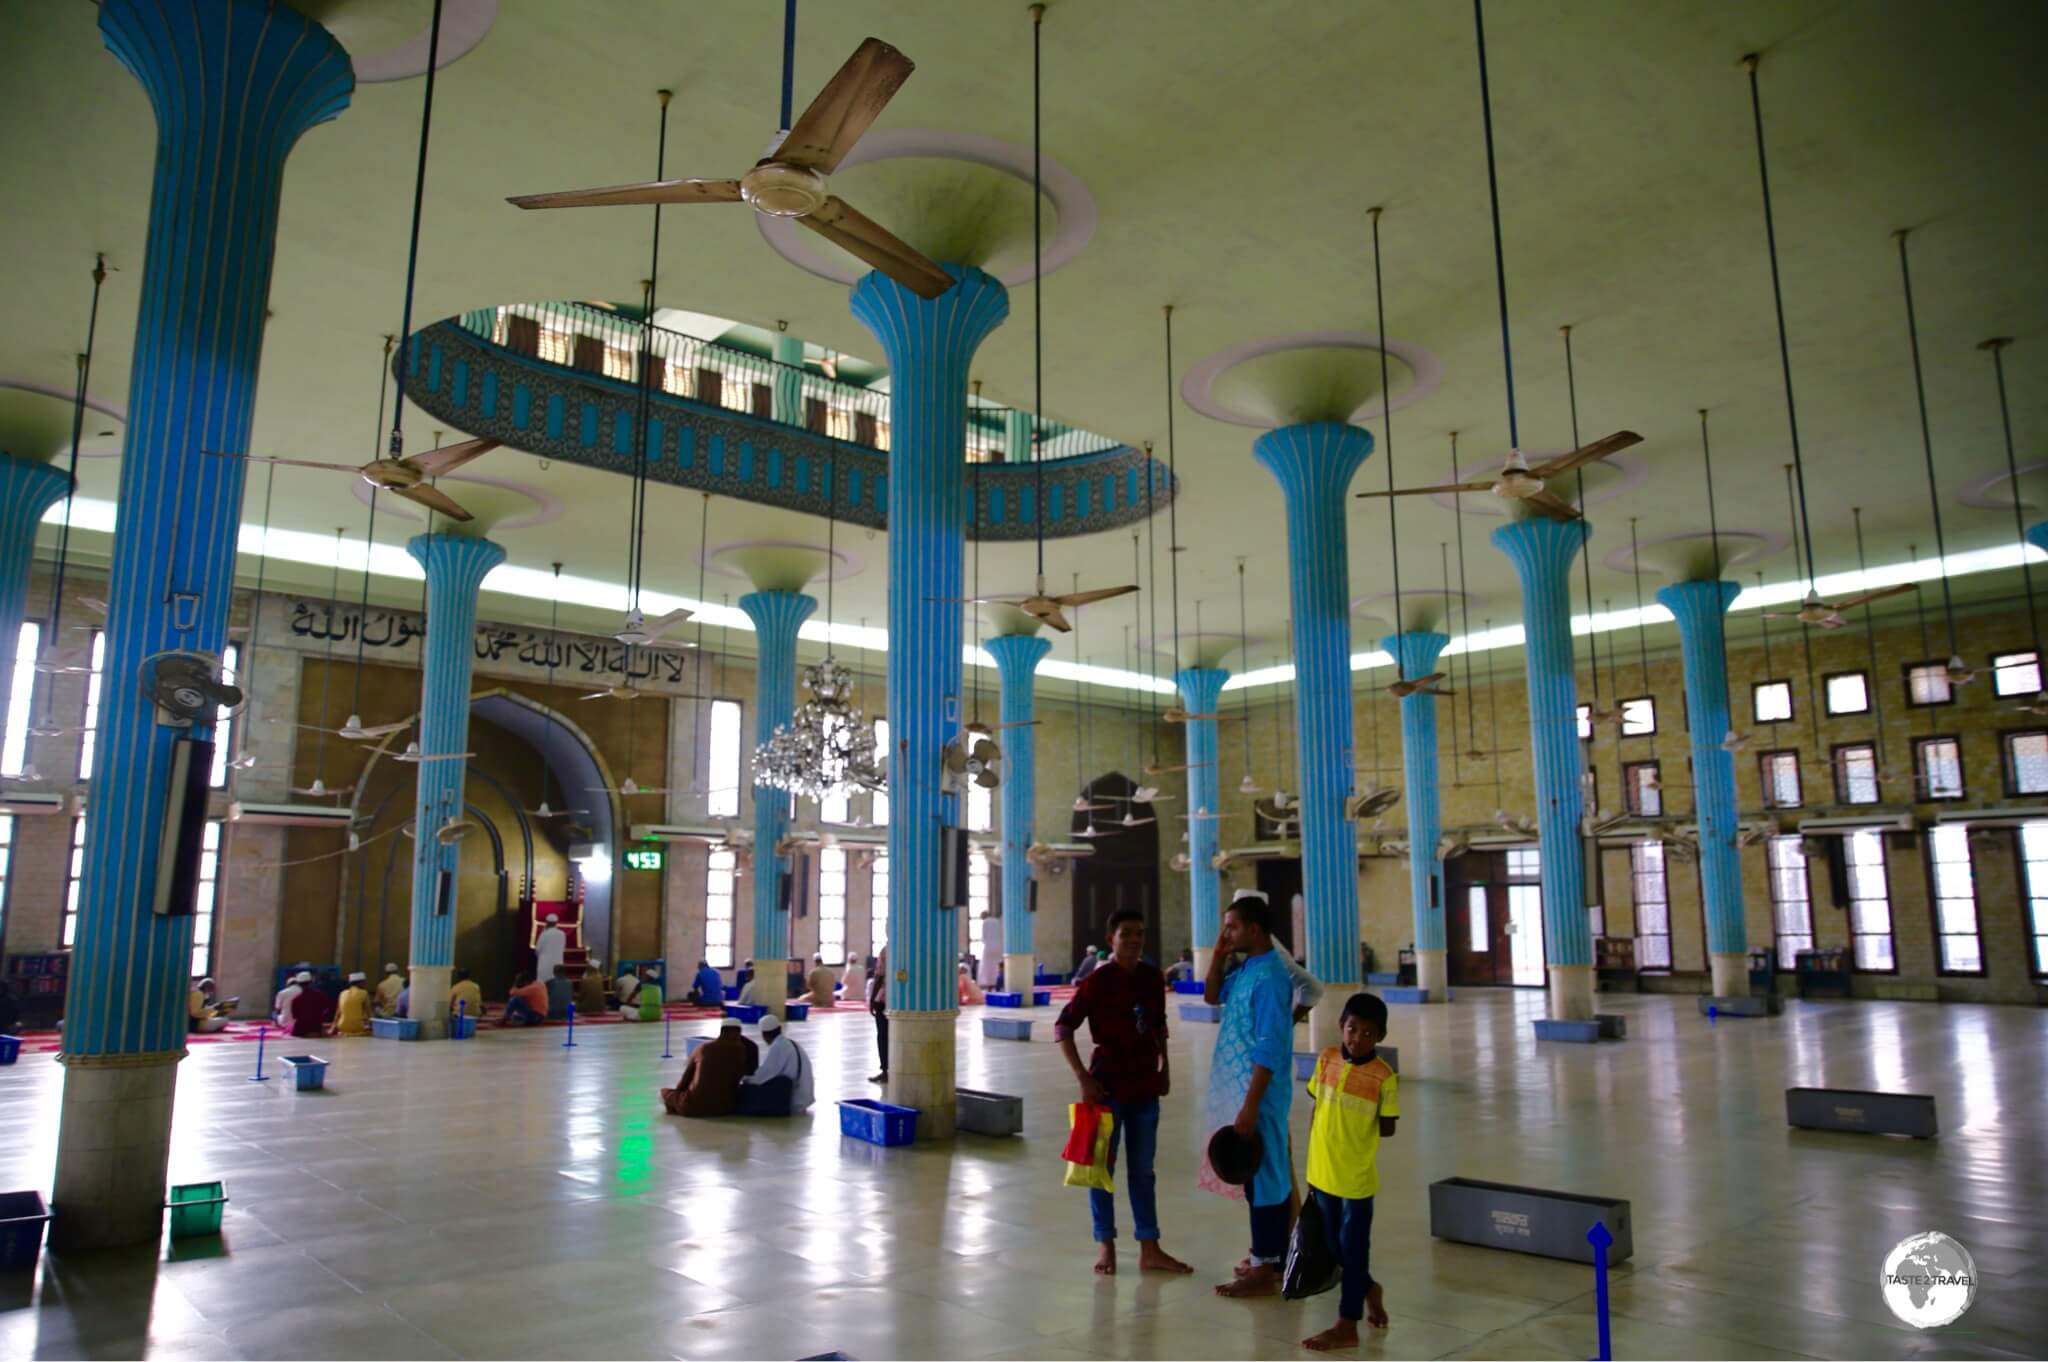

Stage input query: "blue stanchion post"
[
  {"left": 562, "top": 1001, "right": 576, "bottom": 1049},
  {"left": 248, "top": 1024, "right": 271, "bottom": 1082},
  {"left": 662, "top": 1014, "right": 672, "bottom": 1060},
  {"left": 1587, "top": 1220, "right": 1613, "bottom": 1361},
  {"left": 456, "top": 998, "right": 468, "bottom": 1040}
]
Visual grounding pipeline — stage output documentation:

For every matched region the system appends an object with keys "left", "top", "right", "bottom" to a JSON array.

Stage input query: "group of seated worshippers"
[
  {"left": 271, "top": 971, "right": 335, "bottom": 1037},
  {"left": 660, "top": 1014, "right": 813, "bottom": 1118},
  {"left": 614, "top": 964, "right": 664, "bottom": 1021}
]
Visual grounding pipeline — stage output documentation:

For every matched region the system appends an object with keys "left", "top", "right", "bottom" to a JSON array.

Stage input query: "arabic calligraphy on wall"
[{"left": 278, "top": 598, "right": 696, "bottom": 688}]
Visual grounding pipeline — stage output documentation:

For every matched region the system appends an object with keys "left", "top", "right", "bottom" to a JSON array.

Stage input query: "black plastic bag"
[{"left": 1282, "top": 1197, "right": 1340, "bottom": 1300}]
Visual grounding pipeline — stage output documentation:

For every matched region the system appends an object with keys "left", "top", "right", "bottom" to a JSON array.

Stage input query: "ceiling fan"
[
  {"left": 402, "top": 814, "right": 478, "bottom": 846},
  {"left": 1144, "top": 760, "right": 1212, "bottom": 776},
  {"left": 1355, "top": 432, "right": 1643, "bottom": 523},
  {"left": 395, "top": 742, "right": 474, "bottom": 764},
  {"left": 206, "top": 437, "right": 499, "bottom": 522},
  {"left": 1115, "top": 808, "right": 1155, "bottom": 829},
  {"left": 1179, "top": 807, "right": 1232, "bottom": 822},
  {"left": 581, "top": 684, "right": 649, "bottom": 702},
  {"left": 614, "top": 606, "right": 694, "bottom": 647},
  {"left": 1027, "top": 840, "right": 1092, "bottom": 865},
  {"left": 587, "top": 776, "right": 672, "bottom": 797},
  {"left": 524, "top": 800, "right": 590, "bottom": 820},
  {"left": 1762, "top": 584, "right": 1915, "bottom": 630},
  {"left": 292, "top": 777, "right": 351, "bottom": 799},
  {"left": 508, "top": 39, "right": 953, "bottom": 301},
  {"left": 1386, "top": 671, "right": 1452, "bottom": 699},
  {"left": 1070, "top": 794, "right": 1117, "bottom": 813},
  {"left": 274, "top": 715, "right": 414, "bottom": 743},
  {"left": 1125, "top": 783, "right": 1173, "bottom": 804},
  {"left": 1161, "top": 705, "right": 1222, "bottom": 724},
  {"left": 940, "top": 580, "right": 1140, "bottom": 635}
]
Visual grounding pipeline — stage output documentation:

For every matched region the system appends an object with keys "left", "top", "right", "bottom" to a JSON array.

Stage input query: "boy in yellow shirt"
[{"left": 1301, "top": 991, "right": 1398, "bottom": 1351}]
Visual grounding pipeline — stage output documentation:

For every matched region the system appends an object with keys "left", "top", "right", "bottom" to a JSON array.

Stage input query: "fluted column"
[
  {"left": 850, "top": 264, "right": 1008, "bottom": 1139},
  {"left": 1004, "top": 408, "right": 1033, "bottom": 464},
  {"left": 1491, "top": 517, "right": 1596, "bottom": 1022},
  {"left": 405, "top": 533, "right": 506, "bottom": 1035},
  {"left": 987, "top": 633, "right": 1051, "bottom": 1000},
  {"left": 52, "top": 0, "right": 351, "bottom": 1251},
  {"left": 1251, "top": 421, "right": 1373, "bottom": 1047},
  {"left": 737, "top": 589, "right": 817, "bottom": 1021},
  {"left": 2026, "top": 523, "right": 2048, "bottom": 560},
  {"left": 771, "top": 332, "right": 805, "bottom": 426},
  {"left": 1384, "top": 631, "right": 1451, "bottom": 1001},
  {"left": 1657, "top": 579, "right": 1750, "bottom": 998},
  {"left": 1175, "top": 667, "right": 1230, "bottom": 975},
  {"left": 0, "top": 458, "right": 71, "bottom": 734}
]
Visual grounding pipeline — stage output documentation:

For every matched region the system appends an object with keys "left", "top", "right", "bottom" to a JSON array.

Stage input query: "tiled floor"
[{"left": 0, "top": 988, "right": 2042, "bottom": 1360}]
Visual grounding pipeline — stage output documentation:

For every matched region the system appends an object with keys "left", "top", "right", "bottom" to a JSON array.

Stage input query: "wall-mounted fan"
[
  {"left": 1346, "top": 785, "right": 1401, "bottom": 820},
  {"left": 942, "top": 732, "right": 1002, "bottom": 792},
  {"left": 147, "top": 651, "right": 244, "bottom": 727},
  {"left": 1437, "top": 832, "right": 1471, "bottom": 861}
]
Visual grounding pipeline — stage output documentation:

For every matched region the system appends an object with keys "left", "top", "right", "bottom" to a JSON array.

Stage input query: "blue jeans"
[
  {"left": 502, "top": 996, "right": 542, "bottom": 1026},
  {"left": 1087, "top": 1099, "right": 1160, "bottom": 1243},
  {"left": 1310, "top": 1188, "right": 1375, "bottom": 1321}
]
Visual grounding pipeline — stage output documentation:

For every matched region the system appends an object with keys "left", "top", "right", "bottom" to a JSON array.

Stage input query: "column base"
[
  {"left": 1546, "top": 964, "right": 1596, "bottom": 1022},
  {"left": 886, "top": 1011, "right": 957, "bottom": 1141},
  {"left": 1004, "top": 954, "right": 1036, "bottom": 1005},
  {"left": 52, "top": 1053, "right": 182, "bottom": 1250},
  {"left": 1414, "top": 949, "right": 1450, "bottom": 1002},
  {"left": 1192, "top": 946, "right": 1214, "bottom": 980},
  {"left": 1708, "top": 952, "right": 1751, "bottom": 999},
  {"left": 408, "top": 964, "right": 451, "bottom": 1040}
]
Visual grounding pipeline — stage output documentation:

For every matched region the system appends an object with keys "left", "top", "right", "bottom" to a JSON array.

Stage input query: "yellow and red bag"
[{"left": 1061, "top": 1102, "right": 1116, "bottom": 1192}]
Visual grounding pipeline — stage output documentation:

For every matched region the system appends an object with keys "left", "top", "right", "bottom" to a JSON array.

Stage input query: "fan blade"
[
  {"left": 410, "top": 751, "right": 476, "bottom": 763},
  {"left": 579, "top": 691, "right": 615, "bottom": 701},
  {"left": 391, "top": 481, "right": 475, "bottom": 522},
  {"left": 799, "top": 197, "right": 953, "bottom": 300},
  {"left": 1355, "top": 480, "right": 1494, "bottom": 499},
  {"left": 778, "top": 38, "right": 915, "bottom": 175},
  {"left": 641, "top": 607, "right": 695, "bottom": 641},
  {"left": 1828, "top": 583, "right": 1916, "bottom": 611},
  {"left": 203, "top": 449, "right": 363, "bottom": 474},
  {"left": 1522, "top": 487, "right": 1582, "bottom": 522},
  {"left": 1035, "top": 604, "right": 1074, "bottom": 633},
  {"left": 404, "top": 436, "right": 499, "bottom": 479},
  {"left": 1528, "top": 430, "right": 1642, "bottom": 478},
  {"left": 1054, "top": 584, "right": 1140, "bottom": 609},
  {"left": 344, "top": 721, "right": 410, "bottom": 740},
  {"left": 507, "top": 178, "right": 743, "bottom": 211}
]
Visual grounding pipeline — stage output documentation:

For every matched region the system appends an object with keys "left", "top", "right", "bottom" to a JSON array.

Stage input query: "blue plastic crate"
[
  {"left": 0, "top": 1035, "right": 20, "bottom": 1066},
  {"left": 1177, "top": 1001, "right": 1223, "bottom": 1024},
  {"left": 449, "top": 1014, "right": 476, "bottom": 1040},
  {"left": 724, "top": 1003, "right": 767, "bottom": 1024},
  {"left": 983, "top": 1016, "right": 1033, "bottom": 1041},
  {"left": 985, "top": 991, "right": 1023, "bottom": 1008},
  {"left": 723, "top": 985, "right": 739, "bottom": 1001},
  {"left": 785, "top": 1003, "right": 809, "bottom": 1022},
  {"left": 1032, "top": 988, "right": 1051, "bottom": 1006},
  {"left": 280, "top": 1055, "right": 329, "bottom": 1091},
  {"left": 838, "top": 1098, "right": 919, "bottom": 1147},
  {"left": 1171, "top": 979, "right": 1206, "bottom": 995},
  {"left": 371, "top": 1016, "right": 419, "bottom": 1041},
  {"left": 0, "top": 1190, "right": 50, "bottom": 1271}
]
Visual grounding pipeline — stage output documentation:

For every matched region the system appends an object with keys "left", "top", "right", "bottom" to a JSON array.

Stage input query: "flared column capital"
[
  {"left": 849, "top": 266, "right": 1010, "bottom": 372},
  {"left": 1382, "top": 630, "right": 1450, "bottom": 681},
  {"left": 406, "top": 532, "right": 506, "bottom": 598},
  {"left": 986, "top": 633, "right": 1052, "bottom": 688},
  {"left": 737, "top": 590, "right": 818, "bottom": 647},
  {"left": 1174, "top": 666, "right": 1230, "bottom": 714},
  {"left": 0, "top": 456, "right": 72, "bottom": 554},
  {"left": 1490, "top": 516, "right": 1591, "bottom": 590},
  {"left": 1655, "top": 579, "right": 1741, "bottom": 632},
  {"left": 1251, "top": 421, "right": 1374, "bottom": 506}
]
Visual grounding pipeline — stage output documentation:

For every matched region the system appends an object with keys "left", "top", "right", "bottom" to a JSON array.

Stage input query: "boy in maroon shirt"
[{"left": 1054, "top": 908, "right": 1195, "bottom": 1278}]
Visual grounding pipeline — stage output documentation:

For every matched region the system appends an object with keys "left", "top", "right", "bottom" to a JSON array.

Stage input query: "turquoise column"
[
  {"left": 1657, "top": 579, "right": 1750, "bottom": 998},
  {"left": 1251, "top": 421, "right": 1372, "bottom": 1043},
  {"left": 2026, "top": 523, "right": 2048, "bottom": 559},
  {"left": 1491, "top": 517, "right": 1596, "bottom": 1021},
  {"left": 53, "top": 0, "right": 351, "bottom": 1249},
  {"left": 405, "top": 533, "right": 506, "bottom": 1035},
  {"left": 738, "top": 588, "right": 816, "bottom": 1018},
  {"left": 851, "top": 264, "right": 1007, "bottom": 1138},
  {"left": 1005, "top": 408, "right": 1033, "bottom": 463},
  {"left": 771, "top": 332, "right": 805, "bottom": 426},
  {"left": 1384, "top": 630, "right": 1451, "bottom": 1000},
  {"left": 1175, "top": 667, "right": 1230, "bottom": 958},
  {"left": 0, "top": 458, "right": 71, "bottom": 733},
  {"left": 987, "top": 634, "right": 1051, "bottom": 992}
]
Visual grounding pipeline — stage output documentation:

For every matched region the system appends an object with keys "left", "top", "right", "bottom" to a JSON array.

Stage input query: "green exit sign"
[{"left": 624, "top": 848, "right": 664, "bottom": 872}]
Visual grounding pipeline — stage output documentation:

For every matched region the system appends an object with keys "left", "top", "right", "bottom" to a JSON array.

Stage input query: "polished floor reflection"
[{"left": 0, "top": 988, "right": 2041, "bottom": 1360}]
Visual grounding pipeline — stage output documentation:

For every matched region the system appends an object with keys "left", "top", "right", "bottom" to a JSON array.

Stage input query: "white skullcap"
[
  {"left": 1231, "top": 888, "right": 1268, "bottom": 904},
  {"left": 545, "top": 913, "right": 559, "bottom": 924},
  {"left": 385, "top": 962, "right": 399, "bottom": 973},
  {"left": 760, "top": 1014, "right": 783, "bottom": 1034},
  {"left": 348, "top": 971, "right": 366, "bottom": 982},
  {"left": 294, "top": 971, "right": 313, "bottom": 983}
]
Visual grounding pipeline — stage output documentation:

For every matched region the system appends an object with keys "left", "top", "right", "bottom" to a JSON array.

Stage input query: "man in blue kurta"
[{"left": 1203, "top": 889, "right": 1296, "bottom": 1297}]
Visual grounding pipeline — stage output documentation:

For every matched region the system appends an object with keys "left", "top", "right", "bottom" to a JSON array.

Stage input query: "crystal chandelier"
[{"left": 753, "top": 654, "right": 885, "bottom": 801}]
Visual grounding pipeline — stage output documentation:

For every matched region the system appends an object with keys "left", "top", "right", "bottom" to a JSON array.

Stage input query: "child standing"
[{"left": 1301, "top": 991, "right": 1399, "bottom": 1350}]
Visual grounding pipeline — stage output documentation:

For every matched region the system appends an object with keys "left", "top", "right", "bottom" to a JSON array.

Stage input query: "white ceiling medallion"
[
  {"left": 1179, "top": 331, "right": 1444, "bottom": 431},
  {"left": 345, "top": 0, "right": 497, "bottom": 84}
]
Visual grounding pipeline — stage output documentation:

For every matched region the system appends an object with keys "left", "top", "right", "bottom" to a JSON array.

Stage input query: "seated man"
[
  {"left": 188, "top": 977, "right": 230, "bottom": 1034},
  {"left": 735, "top": 972, "right": 763, "bottom": 1008},
  {"left": 332, "top": 971, "right": 373, "bottom": 1036},
  {"left": 374, "top": 962, "right": 405, "bottom": 1018},
  {"left": 501, "top": 973, "right": 548, "bottom": 1027},
  {"left": 615, "top": 965, "right": 643, "bottom": 1010},
  {"left": 735, "top": 959, "right": 756, "bottom": 992},
  {"left": 272, "top": 970, "right": 308, "bottom": 1026},
  {"left": 448, "top": 968, "right": 482, "bottom": 1023},
  {"left": 576, "top": 960, "right": 609, "bottom": 1016},
  {"left": 802, "top": 955, "right": 836, "bottom": 1008},
  {"left": 958, "top": 964, "right": 986, "bottom": 1006},
  {"left": 1165, "top": 948, "right": 1196, "bottom": 984},
  {"left": 287, "top": 975, "right": 335, "bottom": 1037},
  {"left": 737, "top": 1014, "right": 813, "bottom": 1116},
  {"left": 661, "top": 1018, "right": 757, "bottom": 1117},
  {"left": 840, "top": 955, "right": 864, "bottom": 998},
  {"left": 545, "top": 965, "right": 573, "bottom": 1020},
  {"left": 624, "top": 966, "right": 663, "bottom": 1022},
  {"left": 688, "top": 960, "right": 723, "bottom": 1006}
]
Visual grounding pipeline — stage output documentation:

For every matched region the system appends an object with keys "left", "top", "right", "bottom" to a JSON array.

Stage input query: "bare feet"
[
  {"left": 1302, "top": 1319, "right": 1360, "bottom": 1351},
  {"left": 1364, "top": 1282, "right": 1389, "bottom": 1329},
  {"left": 1214, "top": 1263, "right": 1280, "bottom": 1297},
  {"left": 1233, "top": 1256, "right": 1256, "bottom": 1277},
  {"left": 1094, "top": 1242, "right": 1116, "bottom": 1276},
  {"left": 1138, "top": 1242, "right": 1194, "bottom": 1274}
]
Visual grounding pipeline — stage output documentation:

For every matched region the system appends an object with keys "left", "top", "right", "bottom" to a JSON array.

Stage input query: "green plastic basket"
[{"left": 167, "top": 1181, "right": 227, "bottom": 1239}]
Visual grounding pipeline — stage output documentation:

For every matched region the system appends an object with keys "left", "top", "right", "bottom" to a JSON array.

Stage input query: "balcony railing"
[{"left": 457, "top": 302, "right": 1118, "bottom": 463}]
